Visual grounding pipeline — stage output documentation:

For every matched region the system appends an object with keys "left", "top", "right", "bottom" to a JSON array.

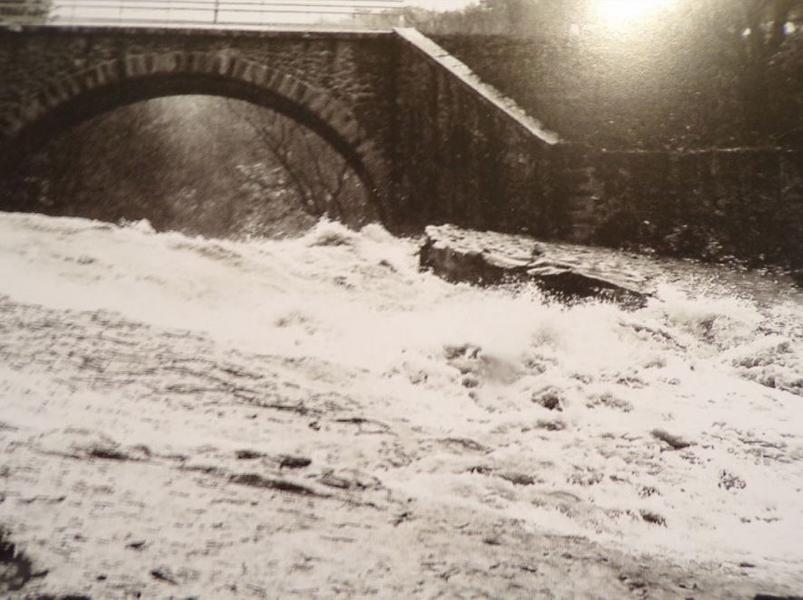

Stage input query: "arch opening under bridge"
[{"left": 0, "top": 50, "right": 392, "bottom": 223}]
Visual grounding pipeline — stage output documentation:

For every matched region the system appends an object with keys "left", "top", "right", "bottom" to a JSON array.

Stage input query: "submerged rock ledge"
[{"left": 420, "top": 224, "right": 651, "bottom": 308}]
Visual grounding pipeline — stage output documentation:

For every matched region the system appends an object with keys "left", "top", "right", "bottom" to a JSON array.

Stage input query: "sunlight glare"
[{"left": 592, "top": 0, "right": 673, "bottom": 30}]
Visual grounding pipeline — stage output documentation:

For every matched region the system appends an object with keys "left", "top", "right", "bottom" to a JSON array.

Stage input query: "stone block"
[{"left": 124, "top": 54, "right": 147, "bottom": 78}]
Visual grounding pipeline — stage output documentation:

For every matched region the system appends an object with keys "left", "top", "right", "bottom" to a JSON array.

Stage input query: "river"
[{"left": 0, "top": 211, "right": 801, "bottom": 598}]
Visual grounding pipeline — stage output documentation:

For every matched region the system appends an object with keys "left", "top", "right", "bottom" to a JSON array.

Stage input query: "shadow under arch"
[{"left": 0, "top": 53, "right": 391, "bottom": 223}]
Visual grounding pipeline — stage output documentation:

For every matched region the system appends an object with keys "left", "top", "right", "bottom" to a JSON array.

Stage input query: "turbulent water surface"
[{"left": 0, "top": 212, "right": 801, "bottom": 598}]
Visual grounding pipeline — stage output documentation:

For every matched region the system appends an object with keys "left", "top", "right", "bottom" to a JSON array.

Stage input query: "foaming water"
[{"left": 1, "top": 212, "right": 802, "bottom": 580}]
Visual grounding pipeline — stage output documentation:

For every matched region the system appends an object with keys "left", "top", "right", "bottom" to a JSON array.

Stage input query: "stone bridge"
[{"left": 0, "top": 24, "right": 563, "bottom": 234}]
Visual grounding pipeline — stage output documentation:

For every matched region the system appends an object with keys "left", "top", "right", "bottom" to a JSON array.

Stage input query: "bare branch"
[{"left": 223, "top": 100, "right": 315, "bottom": 211}]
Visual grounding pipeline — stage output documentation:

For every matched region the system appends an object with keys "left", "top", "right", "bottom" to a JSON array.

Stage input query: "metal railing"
[{"left": 0, "top": 0, "right": 405, "bottom": 27}]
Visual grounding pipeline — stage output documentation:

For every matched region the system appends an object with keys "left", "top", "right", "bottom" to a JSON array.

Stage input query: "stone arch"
[{"left": 0, "top": 50, "right": 391, "bottom": 222}]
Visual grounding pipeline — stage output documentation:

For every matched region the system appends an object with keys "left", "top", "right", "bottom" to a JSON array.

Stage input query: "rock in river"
[{"left": 420, "top": 225, "right": 650, "bottom": 308}]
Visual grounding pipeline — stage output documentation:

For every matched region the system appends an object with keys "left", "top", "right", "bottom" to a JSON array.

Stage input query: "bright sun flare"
[{"left": 592, "top": 0, "right": 672, "bottom": 29}]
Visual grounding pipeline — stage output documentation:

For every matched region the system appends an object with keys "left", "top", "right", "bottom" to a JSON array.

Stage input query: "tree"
[
  {"left": 682, "top": 0, "right": 802, "bottom": 144},
  {"left": 224, "top": 100, "right": 374, "bottom": 230}
]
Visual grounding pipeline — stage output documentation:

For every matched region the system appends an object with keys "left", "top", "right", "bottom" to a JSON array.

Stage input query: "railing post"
[{"left": 213, "top": 0, "right": 219, "bottom": 24}]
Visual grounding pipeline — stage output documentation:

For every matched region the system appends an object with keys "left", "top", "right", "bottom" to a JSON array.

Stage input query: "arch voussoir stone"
[
  {"left": 264, "top": 70, "right": 286, "bottom": 92},
  {"left": 245, "top": 64, "right": 269, "bottom": 87},
  {"left": 124, "top": 55, "right": 147, "bottom": 78},
  {"left": 211, "top": 54, "right": 228, "bottom": 76},
  {"left": 237, "top": 61, "right": 255, "bottom": 83},
  {"left": 336, "top": 121, "right": 363, "bottom": 146},
  {"left": 306, "top": 93, "right": 329, "bottom": 114},
  {"left": 172, "top": 51, "right": 190, "bottom": 71},
  {"left": 186, "top": 51, "right": 206, "bottom": 73},
  {"left": 286, "top": 80, "right": 310, "bottom": 104},
  {"left": 149, "top": 52, "right": 177, "bottom": 74},
  {"left": 274, "top": 73, "right": 296, "bottom": 99},
  {"left": 230, "top": 57, "right": 251, "bottom": 80},
  {"left": 316, "top": 101, "right": 343, "bottom": 124}
]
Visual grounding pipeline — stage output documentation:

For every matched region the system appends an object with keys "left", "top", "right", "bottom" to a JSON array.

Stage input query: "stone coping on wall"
[{"left": 393, "top": 27, "right": 560, "bottom": 147}]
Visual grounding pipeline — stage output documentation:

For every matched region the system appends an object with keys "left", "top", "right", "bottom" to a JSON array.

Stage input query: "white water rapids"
[{"left": 0, "top": 211, "right": 801, "bottom": 598}]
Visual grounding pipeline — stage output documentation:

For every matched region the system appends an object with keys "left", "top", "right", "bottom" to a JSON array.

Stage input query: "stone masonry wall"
[
  {"left": 567, "top": 146, "right": 803, "bottom": 267},
  {"left": 394, "top": 29, "right": 564, "bottom": 238}
]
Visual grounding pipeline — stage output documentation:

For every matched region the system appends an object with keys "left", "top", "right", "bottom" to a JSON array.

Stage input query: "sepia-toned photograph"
[{"left": 0, "top": 0, "right": 801, "bottom": 598}]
